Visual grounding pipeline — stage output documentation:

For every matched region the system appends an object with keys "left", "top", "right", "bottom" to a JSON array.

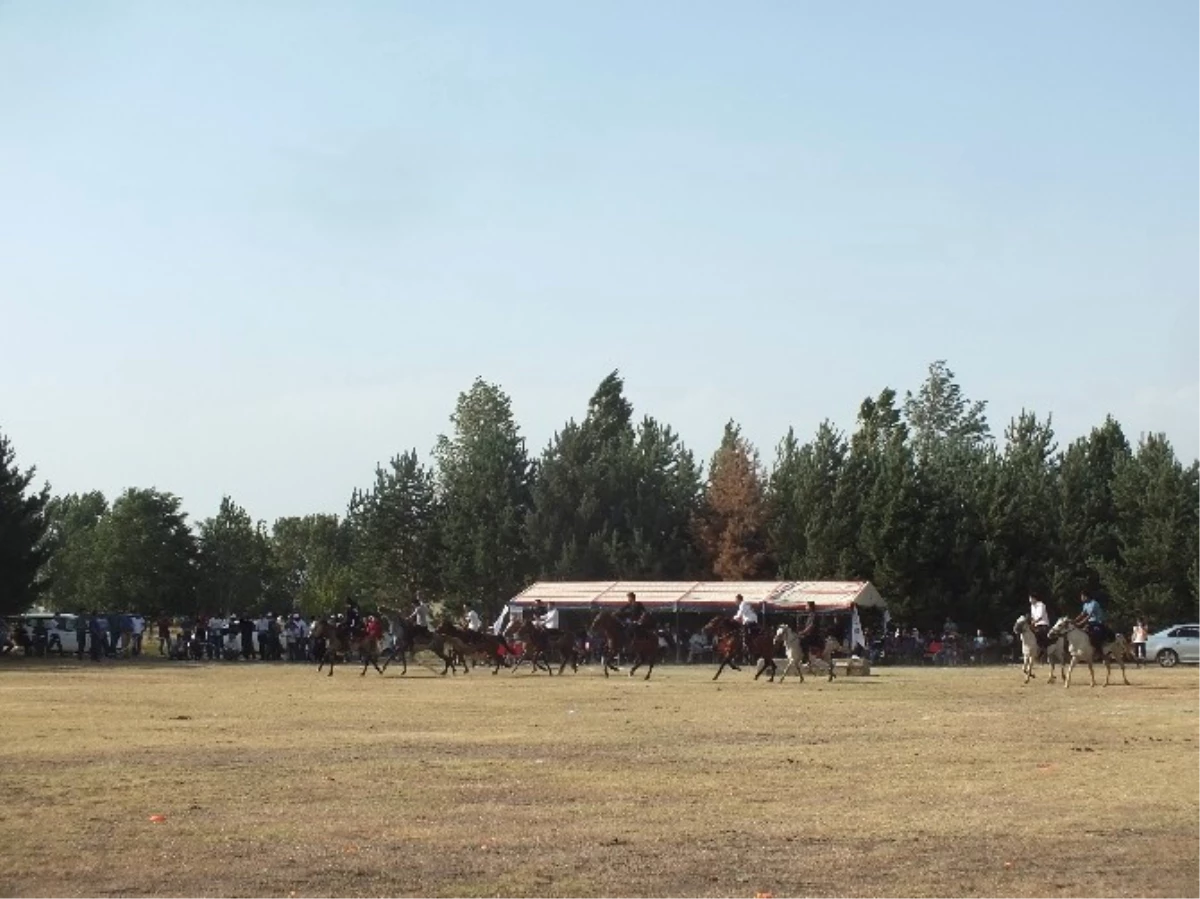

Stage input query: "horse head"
[
  {"left": 1047, "top": 617, "right": 1072, "bottom": 639},
  {"left": 1012, "top": 615, "right": 1028, "bottom": 636}
]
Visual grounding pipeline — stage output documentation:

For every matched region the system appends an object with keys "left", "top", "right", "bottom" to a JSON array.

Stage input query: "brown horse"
[
  {"left": 507, "top": 618, "right": 580, "bottom": 675},
  {"left": 701, "top": 616, "right": 780, "bottom": 681},
  {"left": 379, "top": 610, "right": 461, "bottom": 676},
  {"left": 590, "top": 611, "right": 660, "bottom": 680},
  {"left": 437, "top": 621, "right": 514, "bottom": 674},
  {"left": 310, "top": 620, "right": 385, "bottom": 677}
]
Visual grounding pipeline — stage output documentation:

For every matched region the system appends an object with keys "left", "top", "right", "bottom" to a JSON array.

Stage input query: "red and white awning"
[{"left": 509, "top": 580, "right": 885, "bottom": 613}]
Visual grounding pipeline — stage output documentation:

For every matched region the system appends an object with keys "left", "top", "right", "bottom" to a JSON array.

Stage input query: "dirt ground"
[{"left": 0, "top": 653, "right": 1196, "bottom": 898}]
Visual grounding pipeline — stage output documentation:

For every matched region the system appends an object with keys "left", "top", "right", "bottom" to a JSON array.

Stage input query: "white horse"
[
  {"left": 1046, "top": 617, "right": 1132, "bottom": 688},
  {"left": 1013, "top": 615, "right": 1070, "bottom": 684},
  {"left": 773, "top": 624, "right": 805, "bottom": 683}
]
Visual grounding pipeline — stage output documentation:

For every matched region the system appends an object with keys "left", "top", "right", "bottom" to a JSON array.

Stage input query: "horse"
[
  {"left": 773, "top": 623, "right": 805, "bottom": 683},
  {"left": 379, "top": 610, "right": 459, "bottom": 676},
  {"left": 437, "top": 621, "right": 514, "bottom": 674},
  {"left": 700, "top": 616, "right": 780, "bottom": 681},
  {"left": 590, "top": 611, "right": 661, "bottom": 680},
  {"left": 1013, "top": 615, "right": 1069, "bottom": 684},
  {"left": 506, "top": 618, "right": 581, "bottom": 675},
  {"left": 309, "top": 619, "right": 385, "bottom": 677},
  {"left": 1046, "top": 617, "right": 1132, "bottom": 689}
]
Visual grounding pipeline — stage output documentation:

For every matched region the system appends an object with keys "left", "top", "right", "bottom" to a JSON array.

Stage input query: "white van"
[{"left": 19, "top": 613, "right": 83, "bottom": 654}]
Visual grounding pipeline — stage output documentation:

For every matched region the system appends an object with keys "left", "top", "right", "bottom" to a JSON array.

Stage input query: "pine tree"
[
  {"left": 695, "top": 421, "right": 769, "bottom": 579},
  {"left": 0, "top": 429, "right": 52, "bottom": 616},
  {"left": 348, "top": 450, "right": 440, "bottom": 609},
  {"left": 436, "top": 378, "right": 533, "bottom": 616},
  {"left": 197, "top": 496, "right": 272, "bottom": 616}
]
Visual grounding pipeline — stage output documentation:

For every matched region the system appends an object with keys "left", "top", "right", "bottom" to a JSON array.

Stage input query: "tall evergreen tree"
[
  {"left": 526, "top": 372, "right": 702, "bottom": 579},
  {"left": 348, "top": 450, "right": 441, "bottom": 609},
  {"left": 197, "top": 496, "right": 272, "bottom": 616},
  {"left": 979, "top": 411, "right": 1060, "bottom": 626},
  {"left": 435, "top": 377, "right": 533, "bottom": 616},
  {"left": 695, "top": 421, "right": 769, "bottom": 579},
  {"left": 1052, "top": 415, "right": 1131, "bottom": 600},
  {"left": 1094, "top": 434, "right": 1199, "bottom": 627},
  {"left": 0, "top": 430, "right": 52, "bottom": 616}
]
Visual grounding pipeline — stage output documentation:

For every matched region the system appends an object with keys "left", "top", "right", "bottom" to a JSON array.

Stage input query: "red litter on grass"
[{"left": 148, "top": 815, "right": 167, "bottom": 824}]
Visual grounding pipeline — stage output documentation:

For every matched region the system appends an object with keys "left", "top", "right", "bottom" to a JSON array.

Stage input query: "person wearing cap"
[{"left": 464, "top": 606, "right": 483, "bottom": 633}]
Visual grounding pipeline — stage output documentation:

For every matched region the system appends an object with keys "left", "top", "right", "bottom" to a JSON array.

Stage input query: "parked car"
[
  {"left": 20, "top": 613, "right": 82, "bottom": 654},
  {"left": 1145, "top": 624, "right": 1199, "bottom": 667}
]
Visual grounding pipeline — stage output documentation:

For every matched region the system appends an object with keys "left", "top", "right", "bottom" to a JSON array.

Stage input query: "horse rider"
[
  {"left": 616, "top": 592, "right": 645, "bottom": 636},
  {"left": 464, "top": 605, "right": 483, "bottom": 632},
  {"left": 531, "top": 598, "right": 548, "bottom": 625},
  {"left": 733, "top": 592, "right": 758, "bottom": 640},
  {"left": 1028, "top": 594, "right": 1052, "bottom": 659},
  {"left": 538, "top": 602, "right": 560, "bottom": 632},
  {"left": 410, "top": 595, "right": 432, "bottom": 630},
  {"left": 363, "top": 614, "right": 383, "bottom": 643},
  {"left": 798, "top": 600, "right": 823, "bottom": 659},
  {"left": 343, "top": 598, "right": 362, "bottom": 639},
  {"left": 1074, "top": 592, "right": 1113, "bottom": 658}
]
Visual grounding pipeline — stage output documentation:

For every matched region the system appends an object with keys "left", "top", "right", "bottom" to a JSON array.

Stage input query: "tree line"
[{"left": 2, "top": 361, "right": 1196, "bottom": 633}]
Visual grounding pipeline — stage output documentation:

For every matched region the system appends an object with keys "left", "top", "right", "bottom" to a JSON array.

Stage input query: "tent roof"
[{"left": 510, "top": 581, "right": 885, "bottom": 612}]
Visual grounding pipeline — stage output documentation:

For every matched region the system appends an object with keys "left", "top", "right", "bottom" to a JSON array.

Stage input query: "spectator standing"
[
  {"left": 238, "top": 615, "right": 256, "bottom": 659},
  {"left": 130, "top": 614, "right": 145, "bottom": 656},
  {"left": 1131, "top": 619, "right": 1149, "bottom": 667},
  {"left": 75, "top": 611, "right": 88, "bottom": 659}
]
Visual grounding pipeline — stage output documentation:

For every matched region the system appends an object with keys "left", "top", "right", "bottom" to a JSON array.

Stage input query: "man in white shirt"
[
  {"left": 411, "top": 598, "right": 432, "bottom": 630},
  {"left": 464, "top": 607, "right": 483, "bottom": 632},
  {"left": 1028, "top": 594, "right": 1052, "bottom": 661},
  {"left": 130, "top": 615, "right": 145, "bottom": 656},
  {"left": 732, "top": 594, "right": 758, "bottom": 633},
  {"left": 208, "top": 616, "right": 227, "bottom": 660},
  {"left": 539, "top": 602, "right": 560, "bottom": 631}
]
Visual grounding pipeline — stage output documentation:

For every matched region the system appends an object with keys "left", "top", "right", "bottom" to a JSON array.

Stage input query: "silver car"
[{"left": 1145, "top": 624, "right": 1200, "bottom": 667}]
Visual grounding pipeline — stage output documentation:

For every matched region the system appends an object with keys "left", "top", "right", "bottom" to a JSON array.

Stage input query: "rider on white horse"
[
  {"left": 1075, "top": 592, "right": 1114, "bottom": 659},
  {"left": 1028, "top": 594, "right": 1052, "bottom": 659}
]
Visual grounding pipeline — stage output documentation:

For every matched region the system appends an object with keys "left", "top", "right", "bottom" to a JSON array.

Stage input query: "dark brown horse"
[
  {"left": 309, "top": 620, "right": 385, "bottom": 677},
  {"left": 436, "top": 621, "right": 514, "bottom": 674},
  {"left": 507, "top": 618, "right": 581, "bottom": 675},
  {"left": 590, "top": 611, "right": 660, "bottom": 680},
  {"left": 379, "top": 611, "right": 460, "bottom": 676},
  {"left": 701, "top": 616, "right": 780, "bottom": 681}
]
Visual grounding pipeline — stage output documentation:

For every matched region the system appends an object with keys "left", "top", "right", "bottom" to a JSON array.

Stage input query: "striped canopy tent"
[{"left": 508, "top": 580, "right": 885, "bottom": 614}]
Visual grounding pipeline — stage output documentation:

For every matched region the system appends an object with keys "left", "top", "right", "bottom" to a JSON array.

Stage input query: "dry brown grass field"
[{"left": 0, "top": 653, "right": 1196, "bottom": 898}]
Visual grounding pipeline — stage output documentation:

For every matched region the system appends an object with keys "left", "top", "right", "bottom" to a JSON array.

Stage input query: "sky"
[{"left": 2, "top": 1, "right": 1197, "bottom": 526}]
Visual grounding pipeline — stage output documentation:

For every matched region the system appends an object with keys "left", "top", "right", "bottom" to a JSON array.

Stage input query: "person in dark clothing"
[
  {"left": 616, "top": 592, "right": 645, "bottom": 627},
  {"left": 75, "top": 611, "right": 88, "bottom": 659},
  {"left": 344, "top": 599, "right": 361, "bottom": 640},
  {"left": 89, "top": 613, "right": 106, "bottom": 662},
  {"left": 238, "top": 615, "right": 256, "bottom": 659}
]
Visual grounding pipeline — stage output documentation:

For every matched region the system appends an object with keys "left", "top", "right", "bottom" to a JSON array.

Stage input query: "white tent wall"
[{"left": 509, "top": 580, "right": 886, "bottom": 613}]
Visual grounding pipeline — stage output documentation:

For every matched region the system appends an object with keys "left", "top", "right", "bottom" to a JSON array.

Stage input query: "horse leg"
[
  {"left": 713, "top": 657, "right": 728, "bottom": 681},
  {"left": 629, "top": 660, "right": 641, "bottom": 677},
  {"left": 1087, "top": 658, "right": 1097, "bottom": 687},
  {"left": 643, "top": 654, "right": 654, "bottom": 680},
  {"left": 753, "top": 658, "right": 766, "bottom": 680}
]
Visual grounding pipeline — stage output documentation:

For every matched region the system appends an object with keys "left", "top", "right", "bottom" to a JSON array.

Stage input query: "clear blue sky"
[{"left": 3, "top": 1, "right": 1197, "bottom": 525}]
